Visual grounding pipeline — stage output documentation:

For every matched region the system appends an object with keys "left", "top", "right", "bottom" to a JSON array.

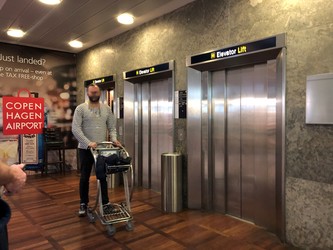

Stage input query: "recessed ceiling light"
[
  {"left": 7, "top": 28, "right": 25, "bottom": 38},
  {"left": 117, "top": 13, "right": 134, "bottom": 25},
  {"left": 68, "top": 40, "right": 83, "bottom": 48},
  {"left": 39, "top": 0, "right": 62, "bottom": 5}
]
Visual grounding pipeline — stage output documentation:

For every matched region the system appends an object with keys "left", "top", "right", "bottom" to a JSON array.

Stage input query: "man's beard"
[{"left": 88, "top": 96, "right": 100, "bottom": 103}]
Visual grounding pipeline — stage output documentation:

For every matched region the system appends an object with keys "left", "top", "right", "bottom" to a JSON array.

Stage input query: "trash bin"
[{"left": 161, "top": 152, "right": 183, "bottom": 213}]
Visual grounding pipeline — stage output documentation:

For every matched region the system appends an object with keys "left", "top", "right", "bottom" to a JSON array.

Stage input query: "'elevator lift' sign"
[
  {"left": 2, "top": 89, "right": 44, "bottom": 135},
  {"left": 124, "top": 62, "right": 170, "bottom": 79},
  {"left": 190, "top": 36, "right": 277, "bottom": 65}
]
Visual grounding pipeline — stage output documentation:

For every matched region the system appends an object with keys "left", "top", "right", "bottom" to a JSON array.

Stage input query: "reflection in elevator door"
[
  {"left": 125, "top": 78, "right": 173, "bottom": 192},
  {"left": 212, "top": 61, "right": 277, "bottom": 229}
]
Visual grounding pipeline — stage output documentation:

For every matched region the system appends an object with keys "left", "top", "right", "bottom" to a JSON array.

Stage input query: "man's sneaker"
[
  {"left": 78, "top": 203, "right": 87, "bottom": 217},
  {"left": 103, "top": 203, "right": 118, "bottom": 214}
]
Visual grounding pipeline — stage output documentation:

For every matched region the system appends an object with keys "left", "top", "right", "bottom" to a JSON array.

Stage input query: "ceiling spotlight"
[
  {"left": 7, "top": 28, "right": 25, "bottom": 38},
  {"left": 117, "top": 13, "right": 134, "bottom": 25},
  {"left": 39, "top": 0, "right": 62, "bottom": 5},
  {"left": 68, "top": 40, "right": 83, "bottom": 48}
]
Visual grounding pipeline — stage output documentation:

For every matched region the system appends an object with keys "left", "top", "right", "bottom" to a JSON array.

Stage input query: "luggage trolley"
[{"left": 87, "top": 142, "right": 134, "bottom": 236}]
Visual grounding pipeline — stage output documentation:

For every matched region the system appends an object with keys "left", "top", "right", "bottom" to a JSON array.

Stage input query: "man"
[
  {"left": 72, "top": 83, "right": 121, "bottom": 216},
  {"left": 0, "top": 162, "right": 26, "bottom": 250}
]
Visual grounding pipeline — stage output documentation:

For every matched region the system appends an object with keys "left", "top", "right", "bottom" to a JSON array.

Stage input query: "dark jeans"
[
  {"left": 0, "top": 199, "right": 11, "bottom": 250},
  {"left": 79, "top": 149, "right": 109, "bottom": 205}
]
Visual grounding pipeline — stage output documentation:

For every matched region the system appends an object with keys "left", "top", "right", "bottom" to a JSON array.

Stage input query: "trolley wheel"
[
  {"left": 125, "top": 221, "right": 134, "bottom": 231},
  {"left": 106, "top": 224, "right": 116, "bottom": 236},
  {"left": 87, "top": 214, "right": 96, "bottom": 223},
  {"left": 87, "top": 210, "right": 96, "bottom": 223}
]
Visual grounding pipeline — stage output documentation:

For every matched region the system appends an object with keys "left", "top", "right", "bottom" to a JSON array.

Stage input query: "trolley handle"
[
  {"left": 97, "top": 141, "right": 116, "bottom": 147},
  {"left": 90, "top": 142, "right": 127, "bottom": 155},
  {"left": 97, "top": 141, "right": 124, "bottom": 148}
]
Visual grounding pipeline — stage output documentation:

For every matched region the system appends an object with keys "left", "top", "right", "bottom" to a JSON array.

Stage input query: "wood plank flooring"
[{"left": 3, "top": 172, "right": 297, "bottom": 250}]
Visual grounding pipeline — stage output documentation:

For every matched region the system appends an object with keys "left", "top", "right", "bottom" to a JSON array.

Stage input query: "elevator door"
[
  {"left": 126, "top": 78, "right": 173, "bottom": 192},
  {"left": 212, "top": 61, "right": 277, "bottom": 229}
]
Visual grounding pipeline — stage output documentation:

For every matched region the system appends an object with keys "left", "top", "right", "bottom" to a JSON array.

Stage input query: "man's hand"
[
  {"left": 88, "top": 142, "right": 98, "bottom": 149},
  {"left": 112, "top": 140, "right": 122, "bottom": 147},
  {"left": 4, "top": 164, "right": 26, "bottom": 195}
]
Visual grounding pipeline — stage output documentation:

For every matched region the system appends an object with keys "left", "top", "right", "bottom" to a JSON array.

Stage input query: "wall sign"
[
  {"left": 124, "top": 62, "right": 170, "bottom": 79},
  {"left": 306, "top": 73, "right": 333, "bottom": 124},
  {"left": 175, "top": 90, "right": 187, "bottom": 119},
  {"left": 84, "top": 75, "right": 115, "bottom": 90},
  {"left": 2, "top": 89, "right": 44, "bottom": 135},
  {"left": 189, "top": 36, "right": 277, "bottom": 65},
  {"left": 84, "top": 75, "right": 114, "bottom": 87}
]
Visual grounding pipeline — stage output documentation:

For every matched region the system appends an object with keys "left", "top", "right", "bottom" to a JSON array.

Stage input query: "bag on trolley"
[{"left": 96, "top": 154, "right": 131, "bottom": 180}]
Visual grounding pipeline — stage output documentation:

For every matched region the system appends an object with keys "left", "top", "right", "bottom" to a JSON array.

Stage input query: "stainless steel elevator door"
[
  {"left": 128, "top": 78, "right": 173, "bottom": 192},
  {"left": 150, "top": 79, "right": 173, "bottom": 192},
  {"left": 212, "top": 61, "right": 277, "bottom": 228}
]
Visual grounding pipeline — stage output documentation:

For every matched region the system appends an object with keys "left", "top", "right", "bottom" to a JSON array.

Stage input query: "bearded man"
[{"left": 72, "top": 83, "right": 121, "bottom": 216}]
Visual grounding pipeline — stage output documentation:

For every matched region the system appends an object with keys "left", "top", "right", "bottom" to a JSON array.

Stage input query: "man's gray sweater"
[{"left": 72, "top": 102, "right": 117, "bottom": 149}]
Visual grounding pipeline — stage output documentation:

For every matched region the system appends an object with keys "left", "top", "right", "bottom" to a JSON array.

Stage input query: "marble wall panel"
[{"left": 286, "top": 177, "right": 333, "bottom": 249}]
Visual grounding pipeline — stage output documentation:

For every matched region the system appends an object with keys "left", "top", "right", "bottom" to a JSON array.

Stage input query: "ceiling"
[{"left": 0, "top": 0, "right": 195, "bottom": 53}]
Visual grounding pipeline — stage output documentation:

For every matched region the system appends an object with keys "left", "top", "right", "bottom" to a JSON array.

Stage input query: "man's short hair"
[{"left": 88, "top": 83, "right": 99, "bottom": 88}]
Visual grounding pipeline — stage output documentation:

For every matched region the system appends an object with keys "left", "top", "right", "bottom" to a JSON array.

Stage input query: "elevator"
[
  {"left": 186, "top": 34, "right": 286, "bottom": 239},
  {"left": 123, "top": 61, "right": 174, "bottom": 192}
]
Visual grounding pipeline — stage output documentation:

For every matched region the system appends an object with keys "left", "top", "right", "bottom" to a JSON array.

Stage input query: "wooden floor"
[{"left": 4, "top": 171, "right": 297, "bottom": 250}]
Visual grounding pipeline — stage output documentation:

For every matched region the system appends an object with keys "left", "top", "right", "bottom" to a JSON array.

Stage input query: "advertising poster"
[{"left": 0, "top": 43, "right": 77, "bottom": 154}]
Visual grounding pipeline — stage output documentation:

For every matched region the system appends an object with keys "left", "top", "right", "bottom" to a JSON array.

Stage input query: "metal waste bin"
[{"left": 161, "top": 153, "right": 183, "bottom": 212}]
